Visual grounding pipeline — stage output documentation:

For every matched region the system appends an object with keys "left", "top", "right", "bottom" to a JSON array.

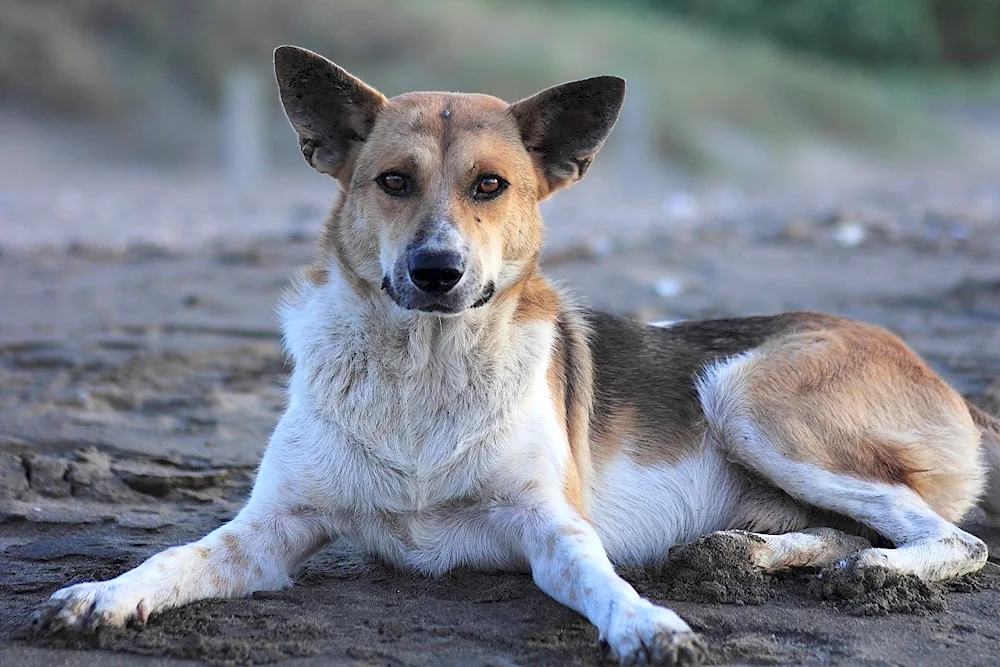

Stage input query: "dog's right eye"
[{"left": 376, "top": 172, "right": 412, "bottom": 196}]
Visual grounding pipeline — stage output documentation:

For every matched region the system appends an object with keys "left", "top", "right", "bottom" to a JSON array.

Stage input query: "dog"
[{"left": 32, "top": 45, "right": 1000, "bottom": 666}]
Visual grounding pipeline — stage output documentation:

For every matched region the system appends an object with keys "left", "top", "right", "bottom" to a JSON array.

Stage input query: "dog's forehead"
[{"left": 377, "top": 92, "right": 519, "bottom": 142}]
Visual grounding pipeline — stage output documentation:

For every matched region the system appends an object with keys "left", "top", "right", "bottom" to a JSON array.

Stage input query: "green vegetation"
[
  {"left": 639, "top": 0, "right": 1000, "bottom": 68},
  {"left": 1, "top": 0, "right": 995, "bottom": 180}
]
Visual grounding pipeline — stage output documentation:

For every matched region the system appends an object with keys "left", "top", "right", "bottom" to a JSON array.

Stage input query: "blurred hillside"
[
  {"left": 1, "top": 0, "right": 999, "bottom": 184},
  {"left": 639, "top": 0, "right": 1000, "bottom": 68}
]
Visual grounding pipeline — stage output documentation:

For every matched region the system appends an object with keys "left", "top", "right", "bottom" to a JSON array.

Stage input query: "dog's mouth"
[
  {"left": 381, "top": 278, "right": 495, "bottom": 314},
  {"left": 470, "top": 282, "right": 496, "bottom": 308}
]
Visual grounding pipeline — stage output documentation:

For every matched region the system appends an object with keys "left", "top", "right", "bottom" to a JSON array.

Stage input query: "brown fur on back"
[
  {"left": 584, "top": 311, "right": 835, "bottom": 469},
  {"left": 572, "top": 310, "right": 987, "bottom": 524}
]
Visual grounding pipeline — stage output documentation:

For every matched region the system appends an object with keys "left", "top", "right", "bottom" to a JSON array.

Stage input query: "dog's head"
[{"left": 274, "top": 46, "right": 624, "bottom": 315}]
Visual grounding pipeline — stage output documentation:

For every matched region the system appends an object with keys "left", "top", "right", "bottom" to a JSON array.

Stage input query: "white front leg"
[
  {"left": 34, "top": 506, "right": 331, "bottom": 632},
  {"left": 32, "top": 419, "right": 335, "bottom": 632},
  {"left": 521, "top": 498, "right": 706, "bottom": 666}
]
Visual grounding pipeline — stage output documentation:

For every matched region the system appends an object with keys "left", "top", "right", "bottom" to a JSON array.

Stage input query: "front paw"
[
  {"left": 603, "top": 601, "right": 706, "bottom": 666},
  {"left": 31, "top": 580, "right": 148, "bottom": 633}
]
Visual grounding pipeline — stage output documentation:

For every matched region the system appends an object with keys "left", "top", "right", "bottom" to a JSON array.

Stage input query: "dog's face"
[
  {"left": 274, "top": 46, "right": 625, "bottom": 315},
  {"left": 345, "top": 92, "right": 537, "bottom": 315}
]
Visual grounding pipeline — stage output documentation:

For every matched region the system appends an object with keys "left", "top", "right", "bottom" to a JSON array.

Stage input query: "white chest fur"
[{"left": 273, "top": 278, "right": 563, "bottom": 572}]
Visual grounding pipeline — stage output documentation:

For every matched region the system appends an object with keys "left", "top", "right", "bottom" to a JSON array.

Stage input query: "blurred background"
[
  {"left": 2, "top": 8, "right": 1000, "bottom": 664},
  {"left": 2, "top": 0, "right": 1000, "bottom": 251}
]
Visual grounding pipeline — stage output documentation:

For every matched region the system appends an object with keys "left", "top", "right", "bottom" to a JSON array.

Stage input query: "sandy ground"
[{"left": 2, "top": 144, "right": 1000, "bottom": 666}]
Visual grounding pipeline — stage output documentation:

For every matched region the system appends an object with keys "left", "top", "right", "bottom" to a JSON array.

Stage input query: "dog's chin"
[{"left": 382, "top": 280, "right": 496, "bottom": 316}]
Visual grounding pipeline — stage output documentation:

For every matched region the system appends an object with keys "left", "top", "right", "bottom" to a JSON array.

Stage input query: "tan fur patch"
[
  {"left": 545, "top": 329, "right": 580, "bottom": 510},
  {"left": 743, "top": 319, "right": 983, "bottom": 521},
  {"left": 547, "top": 306, "right": 596, "bottom": 514},
  {"left": 220, "top": 532, "right": 250, "bottom": 570},
  {"left": 513, "top": 275, "right": 560, "bottom": 323},
  {"left": 589, "top": 404, "right": 638, "bottom": 467},
  {"left": 591, "top": 404, "right": 705, "bottom": 469}
]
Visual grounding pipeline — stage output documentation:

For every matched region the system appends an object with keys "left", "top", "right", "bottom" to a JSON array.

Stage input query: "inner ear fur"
[
  {"left": 509, "top": 76, "right": 626, "bottom": 197},
  {"left": 274, "top": 45, "right": 386, "bottom": 181}
]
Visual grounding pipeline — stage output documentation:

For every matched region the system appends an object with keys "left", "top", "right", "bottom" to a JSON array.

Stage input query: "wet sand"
[{"left": 2, "top": 171, "right": 1000, "bottom": 666}]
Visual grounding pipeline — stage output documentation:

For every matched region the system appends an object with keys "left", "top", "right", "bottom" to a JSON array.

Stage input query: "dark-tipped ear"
[
  {"left": 509, "top": 76, "right": 625, "bottom": 196},
  {"left": 274, "top": 45, "right": 387, "bottom": 180}
]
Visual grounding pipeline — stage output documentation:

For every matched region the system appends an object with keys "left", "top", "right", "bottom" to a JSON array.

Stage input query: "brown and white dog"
[{"left": 33, "top": 46, "right": 1000, "bottom": 666}]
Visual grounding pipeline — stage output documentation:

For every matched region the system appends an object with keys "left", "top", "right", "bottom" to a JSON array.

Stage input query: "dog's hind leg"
[
  {"left": 698, "top": 325, "right": 989, "bottom": 582},
  {"left": 716, "top": 439, "right": 986, "bottom": 581},
  {"left": 701, "top": 528, "right": 871, "bottom": 572},
  {"left": 726, "top": 466, "right": 985, "bottom": 581}
]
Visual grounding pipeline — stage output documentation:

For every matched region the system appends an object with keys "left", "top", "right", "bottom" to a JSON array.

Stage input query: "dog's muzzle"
[{"left": 382, "top": 274, "right": 495, "bottom": 315}]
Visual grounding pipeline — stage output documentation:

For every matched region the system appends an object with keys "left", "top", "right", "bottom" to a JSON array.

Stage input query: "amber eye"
[
  {"left": 376, "top": 172, "right": 412, "bottom": 196},
  {"left": 473, "top": 174, "right": 507, "bottom": 201}
]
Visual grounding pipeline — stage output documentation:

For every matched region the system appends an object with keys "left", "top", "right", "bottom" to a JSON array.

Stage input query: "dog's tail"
[{"left": 969, "top": 399, "right": 1000, "bottom": 520}]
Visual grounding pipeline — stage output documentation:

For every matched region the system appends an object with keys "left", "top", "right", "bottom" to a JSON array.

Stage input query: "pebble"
[
  {"left": 0, "top": 453, "right": 29, "bottom": 500},
  {"left": 24, "top": 455, "right": 72, "bottom": 498},
  {"left": 653, "top": 277, "right": 684, "bottom": 298},
  {"left": 832, "top": 221, "right": 867, "bottom": 248}
]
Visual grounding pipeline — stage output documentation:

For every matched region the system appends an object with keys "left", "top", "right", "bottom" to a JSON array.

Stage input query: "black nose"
[{"left": 408, "top": 249, "right": 465, "bottom": 294}]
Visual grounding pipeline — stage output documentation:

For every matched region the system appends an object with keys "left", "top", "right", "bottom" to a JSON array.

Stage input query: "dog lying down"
[{"left": 32, "top": 46, "right": 1000, "bottom": 666}]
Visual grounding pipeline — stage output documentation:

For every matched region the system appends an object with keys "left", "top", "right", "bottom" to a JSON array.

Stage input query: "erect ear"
[
  {"left": 274, "top": 45, "right": 387, "bottom": 181},
  {"left": 509, "top": 76, "right": 625, "bottom": 197}
]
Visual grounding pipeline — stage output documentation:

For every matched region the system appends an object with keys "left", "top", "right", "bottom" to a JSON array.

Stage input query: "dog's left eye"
[
  {"left": 376, "top": 172, "right": 412, "bottom": 196},
  {"left": 472, "top": 175, "right": 507, "bottom": 201}
]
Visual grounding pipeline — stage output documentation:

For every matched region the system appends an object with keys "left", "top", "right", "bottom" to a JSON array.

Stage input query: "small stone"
[
  {"left": 832, "top": 222, "right": 867, "bottom": 248},
  {"left": 67, "top": 448, "right": 140, "bottom": 502},
  {"left": 0, "top": 453, "right": 29, "bottom": 500},
  {"left": 116, "top": 464, "right": 228, "bottom": 498},
  {"left": 25, "top": 455, "right": 71, "bottom": 498},
  {"left": 653, "top": 277, "right": 684, "bottom": 298}
]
